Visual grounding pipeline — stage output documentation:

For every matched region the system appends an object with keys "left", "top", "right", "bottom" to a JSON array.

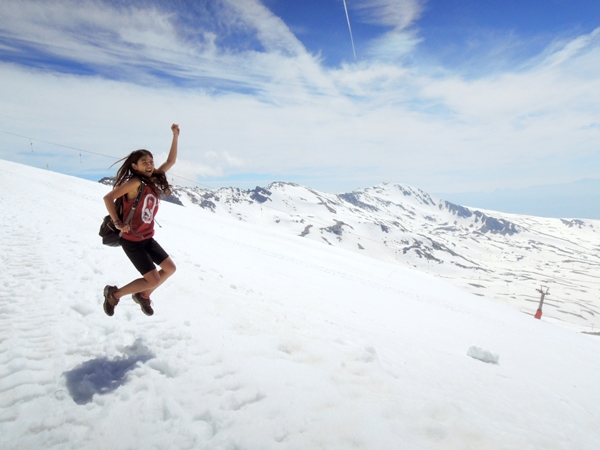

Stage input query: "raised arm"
[{"left": 157, "top": 124, "right": 180, "bottom": 173}]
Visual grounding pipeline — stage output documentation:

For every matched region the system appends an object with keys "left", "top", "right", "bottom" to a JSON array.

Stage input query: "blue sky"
[{"left": 0, "top": 0, "right": 599, "bottom": 217}]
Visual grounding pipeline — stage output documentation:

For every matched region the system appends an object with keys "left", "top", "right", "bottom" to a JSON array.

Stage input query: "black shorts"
[{"left": 120, "top": 237, "right": 169, "bottom": 275}]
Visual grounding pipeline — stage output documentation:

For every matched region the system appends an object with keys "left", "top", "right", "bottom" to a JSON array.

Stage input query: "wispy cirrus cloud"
[
  {"left": 348, "top": 0, "right": 426, "bottom": 60},
  {"left": 352, "top": 0, "right": 424, "bottom": 29},
  {"left": 0, "top": 0, "right": 333, "bottom": 96}
]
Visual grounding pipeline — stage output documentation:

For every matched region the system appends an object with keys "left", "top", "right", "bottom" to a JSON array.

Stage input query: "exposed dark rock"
[
  {"left": 402, "top": 240, "right": 442, "bottom": 262},
  {"left": 161, "top": 194, "right": 183, "bottom": 206},
  {"left": 435, "top": 226, "right": 457, "bottom": 232},
  {"left": 322, "top": 220, "right": 353, "bottom": 236},
  {"left": 430, "top": 239, "right": 460, "bottom": 257},
  {"left": 451, "top": 261, "right": 489, "bottom": 271},
  {"left": 268, "top": 181, "right": 299, "bottom": 189},
  {"left": 476, "top": 214, "right": 519, "bottom": 235},
  {"left": 321, "top": 236, "right": 333, "bottom": 246},
  {"left": 397, "top": 186, "right": 435, "bottom": 205},
  {"left": 338, "top": 193, "right": 379, "bottom": 212},
  {"left": 299, "top": 225, "right": 313, "bottom": 237},
  {"left": 305, "top": 189, "right": 338, "bottom": 214},
  {"left": 98, "top": 176, "right": 115, "bottom": 186},
  {"left": 200, "top": 200, "right": 216, "bottom": 211},
  {"left": 443, "top": 201, "right": 473, "bottom": 219},
  {"left": 250, "top": 186, "right": 272, "bottom": 203},
  {"left": 561, "top": 219, "right": 587, "bottom": 228}
]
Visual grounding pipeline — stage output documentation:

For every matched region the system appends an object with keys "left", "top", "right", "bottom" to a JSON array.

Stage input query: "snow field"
[{"left": 1, "top": 159, "right": 600, "bottom": 449}]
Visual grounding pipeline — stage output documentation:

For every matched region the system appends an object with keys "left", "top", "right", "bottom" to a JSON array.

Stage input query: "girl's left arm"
[{"left": 158, "top": 123, "right": 180, "bottom": 173}]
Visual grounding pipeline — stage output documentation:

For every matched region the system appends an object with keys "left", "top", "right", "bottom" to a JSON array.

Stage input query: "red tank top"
[{"left": 121, "top": 184, "right": 159, "bottom": 242}]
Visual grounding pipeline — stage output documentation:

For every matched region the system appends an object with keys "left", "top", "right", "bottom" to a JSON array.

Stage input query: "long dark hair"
[{"left": 112, "top": 149, "right": 172, "bottom": 196}]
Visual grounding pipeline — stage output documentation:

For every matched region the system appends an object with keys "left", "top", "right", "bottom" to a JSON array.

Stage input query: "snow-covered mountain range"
[{"left": 162, "top": 181, "right": 600, "bottom": 334}]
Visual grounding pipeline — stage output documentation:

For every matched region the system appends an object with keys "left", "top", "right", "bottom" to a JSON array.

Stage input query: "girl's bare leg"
[
  {"left": 140, "top": 257, "right": 176, "bottom": 297},
  {"left": 113, "top": 257, "right": 176, "bottom": 299}
]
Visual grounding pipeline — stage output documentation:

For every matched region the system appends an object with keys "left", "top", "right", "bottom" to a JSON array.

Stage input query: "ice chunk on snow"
[{"left": 467, "top": 346, "right": 499, "bottom": 364}]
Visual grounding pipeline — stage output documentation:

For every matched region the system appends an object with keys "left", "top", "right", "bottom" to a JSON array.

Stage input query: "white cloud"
[
  {"left": 540, "top": 28, "right": 600, "bottom": 69},
  {"left": 365, "top": 29, "right": 422, "bottom": 60},
  {"left": 224, "top": 0, "right": 306, "bottom": 56},
  {"left": 0, "top": 1, "right": 179, "bottom": 62},
  {"left": 0, "top": 1, "right": 599, "bottom": 194},
  {"left": 166, "top": 158, "right": 223, "bottom": 184},
  {"left": 0, "top": 0, "right": 332, "bottom": 95},
  {"left": 352, "top": 0, "right": 424, "bottom": 30}
]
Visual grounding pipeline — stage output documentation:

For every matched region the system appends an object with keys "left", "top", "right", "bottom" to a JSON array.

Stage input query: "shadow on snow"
[{"left": 64, "top": 340, "right": 155, "bottom": 405}]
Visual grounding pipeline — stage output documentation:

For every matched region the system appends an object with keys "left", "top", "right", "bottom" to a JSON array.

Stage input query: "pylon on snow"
[{"left": 534, "top": 287, "right": 549, "bottom": 320}]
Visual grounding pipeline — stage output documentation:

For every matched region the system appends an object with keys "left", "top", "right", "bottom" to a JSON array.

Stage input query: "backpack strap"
[{"left": 123, "top": 182, "right": 144, "bottom": 226}]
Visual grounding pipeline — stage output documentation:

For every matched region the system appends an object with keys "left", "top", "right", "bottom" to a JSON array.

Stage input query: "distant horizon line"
[{"left": 4, "top": 157, "right": 599, "bottom": 221}]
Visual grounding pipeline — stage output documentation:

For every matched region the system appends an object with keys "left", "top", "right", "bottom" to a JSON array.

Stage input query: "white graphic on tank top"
[{"left": 141, "top": 194, "right": 158, "bottom": 224}]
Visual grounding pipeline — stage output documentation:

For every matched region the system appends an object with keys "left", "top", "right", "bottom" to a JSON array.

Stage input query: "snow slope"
[
  {"left": 169, "top": 182, "right": 600, "bottom": 334},
  {"left": 2, "top": 159, "right": 600, "bottom": 449}
]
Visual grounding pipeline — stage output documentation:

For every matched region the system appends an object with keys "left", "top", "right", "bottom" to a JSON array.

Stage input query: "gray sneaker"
[
  {"left": 132, "top": 293, "right": 154, "bottom": 316},
  {"left": 103, "top": 285, "right": 119, "bottom": 316}
]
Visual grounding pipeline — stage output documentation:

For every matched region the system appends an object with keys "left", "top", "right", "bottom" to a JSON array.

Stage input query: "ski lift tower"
[{"left": 534, "top": 286, "right": 549, "bottom": 319}]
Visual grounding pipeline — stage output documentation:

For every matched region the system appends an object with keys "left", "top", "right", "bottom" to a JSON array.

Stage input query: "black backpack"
[{"left": 99, "top": 183, "right": 143, "bottom": 247}]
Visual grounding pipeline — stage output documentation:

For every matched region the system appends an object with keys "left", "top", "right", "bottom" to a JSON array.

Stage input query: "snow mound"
[{"left": 467, "top": 346, "right": 500, "bottom": 364}]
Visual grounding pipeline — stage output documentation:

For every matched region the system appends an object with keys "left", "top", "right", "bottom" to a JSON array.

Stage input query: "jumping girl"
[{"left": 102, "top": 124, "right": 180, "bottom": 317}]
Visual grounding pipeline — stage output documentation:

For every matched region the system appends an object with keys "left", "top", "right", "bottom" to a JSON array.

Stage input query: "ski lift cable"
[
  {"left": 0, "top": 130, "right": 406, "bottom": 246},
  {"left": 0, "top": 129, "right": 214, "bottom": 188},
  {"left": 0, "top": 130, "right": 115, "bottom": 159},
  {"left": 0, "top": 129, "right": 373, "bottom": 233}
]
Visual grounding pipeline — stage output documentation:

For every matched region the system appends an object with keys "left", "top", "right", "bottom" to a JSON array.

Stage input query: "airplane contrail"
[{"left": 342, "top": 0, "right": 357, "bottom": 61}]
